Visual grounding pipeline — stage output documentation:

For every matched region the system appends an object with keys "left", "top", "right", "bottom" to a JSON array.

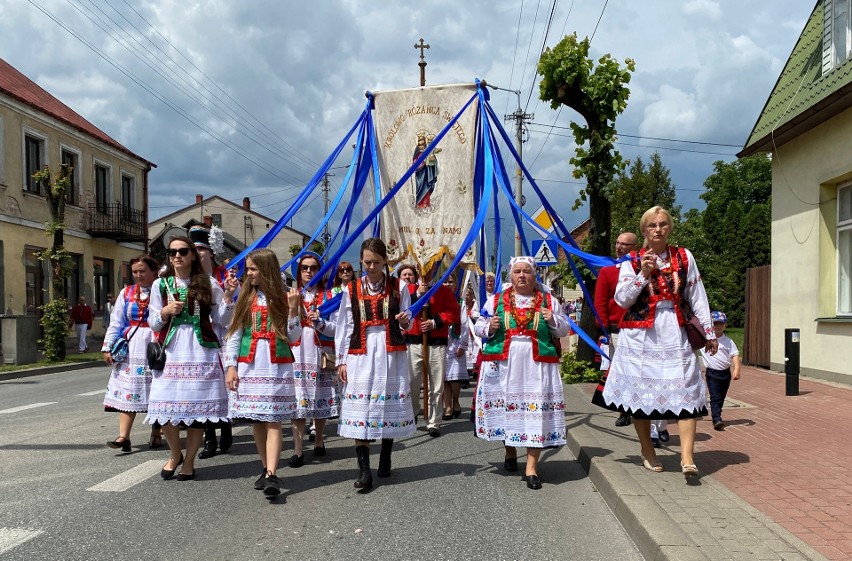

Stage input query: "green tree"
[
  {"left": 32, "top": 164, "right": 74, "bottom": 362},
  {"left": 611, "top": 152, "right": 681, "bottom": 238},
  {"left": 537, "top": 33, "right": 635, "bottom": 362},
  {"left": 674, "top": 154, "right": 771, "bottom": 326}
]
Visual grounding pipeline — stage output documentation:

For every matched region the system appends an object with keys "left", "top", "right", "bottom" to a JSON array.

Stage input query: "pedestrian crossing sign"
[{"left": 531, "top": 240, "right": 558, "bottom": 266}]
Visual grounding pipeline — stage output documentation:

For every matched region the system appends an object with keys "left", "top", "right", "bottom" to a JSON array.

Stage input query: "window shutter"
[{"left": 825, "top": 0, "right": 835, "bottom": 74}]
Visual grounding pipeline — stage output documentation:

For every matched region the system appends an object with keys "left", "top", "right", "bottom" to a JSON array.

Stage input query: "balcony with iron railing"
[{"left": 86, "top": 203, "right": 146, "bottom": 242}]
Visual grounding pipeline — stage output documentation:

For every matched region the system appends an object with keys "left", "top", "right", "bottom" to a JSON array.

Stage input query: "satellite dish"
[{"left": 161, "top": 226, "right": 187, "bottom": 249}]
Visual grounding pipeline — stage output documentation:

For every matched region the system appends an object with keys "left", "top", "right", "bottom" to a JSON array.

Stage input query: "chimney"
[
  {"left": 243, "top": 197, "right": 251, "bottom": 210},
  {"left": 195, "top": 194, "right": 203, "bottom": 204},
  {"left": 203, "top": 215, "right": 213, "bottom": 227}
]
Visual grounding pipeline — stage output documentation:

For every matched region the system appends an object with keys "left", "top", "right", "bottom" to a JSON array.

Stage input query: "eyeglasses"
[
  {"left": 167, "top": 248, "right": 191, "bottom": 257},
  {"left": 339, "top": 267, "right": 353, "bottom": 273},
  {"left": 300, "top": 264, "right": 320, "bottom": 272},
  {"left": 615, "top": 242, "right": 636, "bottom": 247}
]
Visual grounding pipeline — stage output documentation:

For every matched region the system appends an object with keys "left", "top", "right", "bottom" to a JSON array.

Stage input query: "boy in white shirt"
[{"left": 701, "top": 311, "right": 741, "bottom": 430}]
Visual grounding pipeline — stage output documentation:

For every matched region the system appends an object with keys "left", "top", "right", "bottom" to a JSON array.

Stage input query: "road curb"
[
  {"left": 565, "top": 389, "right": 710, "bottom": 561},
  {"left": 0, "top": 360, "right": 102, "bottom": 382}
]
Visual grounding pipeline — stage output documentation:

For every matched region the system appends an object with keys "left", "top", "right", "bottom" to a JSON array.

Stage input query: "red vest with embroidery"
[
  {"left": 619, "top": 246, "right": 690, "bottom": 329},
  {"left": 291, "top": 289, "right": 334, "bottom": 349},
  {"left": 347, "top": 276, "right": 407, "bottom": 355}
]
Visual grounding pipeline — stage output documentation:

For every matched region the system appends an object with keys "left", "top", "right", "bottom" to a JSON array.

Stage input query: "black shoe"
[
  {"left": 107, "top": 438, "right": 131, "bottom": 453},
  {"left": 288, "top": 454, "right": 305, "bottom": 468},
  {"left": 526, "top": 474, "right": 542, "bottom": 490},
  {"left": 452, "top": 408, "right": 462, "bottom": 418},
  {"left": 377, "top": 439, "right": 393, "bottom": 478},
  {"left": 442, "top": 414, "right": 453, "bottom": 421},
  {"left": 219, "top": 425, "right": 233, "bottom": 453},
  {"left": 428, "top": 428, "right": 440, "bottom": 438},
  {"left": 160, "top": 455, "right": 184, "bottom": 480},
  {"left": 658, "top": 429, "right": 670, "bottom": 442},
  {"left": 354, "top": 446, "right": 372, "bottom": 490},
  {"left": 652, "top": 437, "right": 660, "bottom": 448},
  {"left": 176, "top": 469, "right": 195, "bottom": 481},
  {"left": 313, "top": 446, "right": 326, "bottom": 457},
  {"left": 615, "top": 413, "right": 632, "bottom": 427},
  {"left": 198, "top": 429, "right": 217, "bottom": 459},
  {"left": 504, "top": 457, "right": 518, "bottom": 472},
  {"left": 254, "top": 469, "right": 268, "bottom": 490},
  {"left": 713, "top": 421, "right": 725, "bottom": 431},
  {"left": 263, "top": 475, "right": 282, "bottom": 496}
]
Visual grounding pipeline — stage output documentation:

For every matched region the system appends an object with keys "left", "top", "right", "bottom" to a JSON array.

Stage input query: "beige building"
[
  {"left": 740, "top": 0, "right": 852, "bottom": 385},
  {"left": 149, "top": 194, "right": 309, "bottom": 264},
  {"left": 0, "top": 57, "right": 154, "bottom": 336}
]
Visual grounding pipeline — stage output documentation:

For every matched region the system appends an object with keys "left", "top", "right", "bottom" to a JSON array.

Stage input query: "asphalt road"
[{"left": 0, "top": 366, "right": 642, "bottom": 561}]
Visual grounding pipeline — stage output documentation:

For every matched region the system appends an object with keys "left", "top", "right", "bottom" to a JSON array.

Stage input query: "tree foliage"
[
  {"left": 610, "top": 153, "right": 681, "bottom": 238},
  {"left": 671, "top": 154, "right": 772, "bottom": 326},
  {"left": 537, "top": 32, "right": 635, "bottom": 363},
  {"left": 32, "top": 164, "right": 74, "bottom": 362}
]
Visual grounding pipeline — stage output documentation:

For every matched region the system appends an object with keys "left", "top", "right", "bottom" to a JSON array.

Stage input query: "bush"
[
  {"left": 39, "top": 298, "right": 69, "bottom": 362},
  {"left": 559, "top": 351, "right": 600, "bottom": 384}
]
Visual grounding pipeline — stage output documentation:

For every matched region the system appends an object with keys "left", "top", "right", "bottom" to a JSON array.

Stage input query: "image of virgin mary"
[{"left": 413, "top": 133, "right": 439, "bottom": 208}]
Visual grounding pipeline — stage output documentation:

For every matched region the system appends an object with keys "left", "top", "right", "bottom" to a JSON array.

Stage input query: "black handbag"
[{"left": 146, "top": 340, "right": 166, "bottom": 371}]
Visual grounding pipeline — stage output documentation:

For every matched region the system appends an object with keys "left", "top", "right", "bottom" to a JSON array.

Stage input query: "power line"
[
  {"left": 517, "top": 0, "right": 543, "bottom": 102},
  {"left": 115, "top": 0, "right": 324, "bottom": 173},
  {"left": 27, "top": 0, "right": 307, "bottom": 189},
  {"left": 504, "top": 0, "right": 526, "bottom": 116},
  {"left": 525, "top": 0, "right": 558, "bottom": 111},
  {"left": 528, "top": 122, "right": 742, "bottom": 147},
  {"left": 590, "top": 0, "right": 609, "bottom": 42},
  {"left": 527, "top": 128, "right": 738, "bottom": 156}
]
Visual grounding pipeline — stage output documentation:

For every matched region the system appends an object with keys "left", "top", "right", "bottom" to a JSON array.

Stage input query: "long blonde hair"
[
  {"left": 226, "top": 249, "right": 289, "bottom": 342},
  {"left": 639, "top": 206, "right": 674, "bottom": 248}
]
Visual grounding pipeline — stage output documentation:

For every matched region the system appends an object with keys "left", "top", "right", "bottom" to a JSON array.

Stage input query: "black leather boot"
[
  {"left": 198, "top": 428, "right": 218, "bottom": 459},
  {"left": 219, "top": 424, "right": 233, "bottom": 453},
  {"left": 377, "top": 439, "right": 393, "bottom": 477},
  {"left": 354, "top": 446, "right": 372, "bottom": 489}
]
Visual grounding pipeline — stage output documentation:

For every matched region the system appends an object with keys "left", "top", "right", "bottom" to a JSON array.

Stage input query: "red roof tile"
[{"left": 0, "top": 57, "right": 154, "bottom": 167}]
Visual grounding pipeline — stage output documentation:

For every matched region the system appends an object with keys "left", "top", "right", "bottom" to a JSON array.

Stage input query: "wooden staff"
[{"left": 421, "top": 302, "right": 430, "bottom": 421}]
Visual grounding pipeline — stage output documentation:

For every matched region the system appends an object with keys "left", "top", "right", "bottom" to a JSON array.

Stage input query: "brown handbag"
[{"left": 681, "top": 302, "right": 707, "bottom": 351}]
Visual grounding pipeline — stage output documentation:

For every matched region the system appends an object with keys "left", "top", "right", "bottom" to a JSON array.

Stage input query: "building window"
[
  {"left": 24, "top": 134, "right": 45, "bottom": 194},
  {"left": 121, "top": 174, "right": 135, "bottom": 212},
  {"left": 121, "top": 261, "right": 132, "bottom": 288},
  {"left": 211, "top": 214, "right": 222, "bottom": 227},
  {"left": 92, "top": 257, "right": 113, "bottom": 312},
  {"left": 63, "top": 253, "right": 83, "bottom": 304},
  {"left": 836, "top": 0, "right": 852, "bottom": 67},
  {"left": 24, "top": 246, "right": 46, "bottom": 316},
  {"left": 61, "top": 148, "right": 79, "bottom": 205},
  {"left": 839, "top": 184, "right": 852, "bottom": 315},
  {"left": 95, "top": 163, "right": 110, "bottom": 213},
  {"left": 0, "top": 116, "right": 5, "bottom": 184}
]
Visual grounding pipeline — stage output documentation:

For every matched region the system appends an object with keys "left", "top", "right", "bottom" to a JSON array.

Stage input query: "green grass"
[
  {"left": 723, "top": 327, "right": 743, "bottom": 351},
  {"left": 0, "top": 352, "right": 102, "bottom": 373}
]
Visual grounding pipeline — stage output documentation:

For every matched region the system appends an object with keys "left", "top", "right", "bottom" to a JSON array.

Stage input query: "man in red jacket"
[
  {"left": 406, "top": 267, "right": 461, "bottom": 437},
  {"left": 69, "top": 296, "right": 94, "bottom": 353},
  {"left": 595, "top": 232, "right": 638, "bottom": 427}
]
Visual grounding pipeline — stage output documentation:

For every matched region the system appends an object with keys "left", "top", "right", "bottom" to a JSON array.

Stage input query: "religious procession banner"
[{"left": 372, "top": 83, "right": 478, "bottom": 273}]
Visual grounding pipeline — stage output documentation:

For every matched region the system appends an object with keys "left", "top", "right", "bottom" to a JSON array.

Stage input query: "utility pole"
[
  {"left": 321, "top": 173, "right": 333, "bottom": 245},
  {"left": 414, "top": 38, "right": 430, "bottom": 86},
  {"left": 505, "top": 99, "right": 533, "bottom": 255}
]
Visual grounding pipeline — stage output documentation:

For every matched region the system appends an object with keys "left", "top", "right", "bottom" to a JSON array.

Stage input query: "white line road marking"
[
  {"left": 77, "top": 389, "right": 106, "bottom": 396},
  {"left": 87, "top": 460, "right": 163, "bottom": 492},
  {"left": 0, "top": 528, "right": 44, "bottom": 555},
  {"left": 0, "top": 402, "right": 57, "bottom": 415}
]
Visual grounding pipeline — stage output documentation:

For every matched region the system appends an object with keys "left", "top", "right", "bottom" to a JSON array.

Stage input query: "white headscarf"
[{"left": 505, "top": 255, "right": 551, "bottom": 294}]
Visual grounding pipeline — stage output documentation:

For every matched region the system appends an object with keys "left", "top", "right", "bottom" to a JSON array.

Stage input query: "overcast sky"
[{"left": 1, "top": 0, "right": 812, "bottom": 259}]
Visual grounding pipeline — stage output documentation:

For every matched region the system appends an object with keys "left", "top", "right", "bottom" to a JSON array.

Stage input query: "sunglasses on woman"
[
  {"left": 339, "top": 267, "right": 353, "bottom": 273},
  {"left": 167, "top": 248, "right": 191, "bottom": 257},
  {"left": 300, "top": 264, "right": 320, "bottom": 272}
]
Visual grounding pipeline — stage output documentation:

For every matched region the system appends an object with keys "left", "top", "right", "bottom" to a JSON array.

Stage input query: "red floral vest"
[{"left": 619, "top": 246, "right": 690, "bottom": 329}]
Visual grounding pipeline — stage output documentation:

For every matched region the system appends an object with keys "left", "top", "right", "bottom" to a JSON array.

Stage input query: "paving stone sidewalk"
[{"left": 565, "top": 365, "right": 850, "bottom": 561}]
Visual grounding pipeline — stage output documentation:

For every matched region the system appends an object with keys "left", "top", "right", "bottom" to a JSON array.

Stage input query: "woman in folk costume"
[
  {"left": 335, "top": 238, "right": 415, "bottom": 491},
  {"left": 102, "top": 254, "right": 163, "bottom": 452},
  {"left": 598, "top": 206, "right": 717, "bottom": 478},
  {"left": 442, "top": 274, "right": 468, "bottom": 420},
  {"left": 224, "top": 249, "right": 296, "bottom": 498},
  {"left": 188, "top": 224, "right": 234, "bottom": 459},
  {"left": 474, "top": 256, "right": 569, "bottom": 490},
  {"left": 145, "top": 236, "right": 238, "bottom": 481},
  {"left": 285, "top": 251, "right": 339, "bottom": 467}
]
